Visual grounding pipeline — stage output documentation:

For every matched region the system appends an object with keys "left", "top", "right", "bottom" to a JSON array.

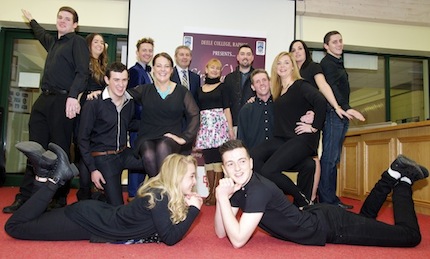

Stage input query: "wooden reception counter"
[{"left": 339, "top": 120, "right": 430, "bottom": 215}]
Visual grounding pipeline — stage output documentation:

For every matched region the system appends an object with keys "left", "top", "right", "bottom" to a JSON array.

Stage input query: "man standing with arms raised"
[{"left": 3, "top": 7, "right": 89, "bottom": 213}]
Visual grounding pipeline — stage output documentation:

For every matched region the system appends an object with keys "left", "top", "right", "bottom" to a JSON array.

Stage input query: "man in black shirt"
[
  {"left": 223, "top": 44, "right": 256, "bottom": 136},
  {"left": 79, "top": 62, "right": 145, "bottom": 205},
  {"left": 237, "top": 69, "right": 273, "bottom": 149},
  {"left": 318, "top": 31, "right": 365, "bottom": 209},
  {"left": 215, "top": 140, "right": 426, "bottom": 248},
  {"left": 3, "top": 7, "right": 89, "bottom": 213}
]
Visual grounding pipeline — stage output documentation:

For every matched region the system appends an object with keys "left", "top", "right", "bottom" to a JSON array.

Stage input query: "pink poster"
[{"left": 183, "top": 32, "right": 266, "bottom": 83}]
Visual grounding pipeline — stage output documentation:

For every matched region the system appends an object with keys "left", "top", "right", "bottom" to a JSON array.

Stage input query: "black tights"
[{"left": 139, "top": 137, "right": 181, "bottom": 177}]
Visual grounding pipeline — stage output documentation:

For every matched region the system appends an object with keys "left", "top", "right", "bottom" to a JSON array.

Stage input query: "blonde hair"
[
  {"left": 137, "top": 154, "right": 197, "bottom": 224},
  {"left": 270, "top": 52, "right": 302, "bottom": 100},
  {"left": 206, "top": 58, "right": 222, "bottom": 69}
]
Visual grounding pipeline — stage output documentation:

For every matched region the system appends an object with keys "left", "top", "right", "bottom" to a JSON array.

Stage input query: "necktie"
[{"left": 182, "top": 70, "right": 189, "bottom": 89}]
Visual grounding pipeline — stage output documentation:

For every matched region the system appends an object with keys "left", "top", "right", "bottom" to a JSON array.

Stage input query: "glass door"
[{"left": 5, "top": 38, "right": 46, "bottom": 173}]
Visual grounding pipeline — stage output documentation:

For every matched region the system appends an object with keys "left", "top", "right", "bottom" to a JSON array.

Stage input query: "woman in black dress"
[{"left": 128, "top": 52, "right": 200, "bottom": 177}]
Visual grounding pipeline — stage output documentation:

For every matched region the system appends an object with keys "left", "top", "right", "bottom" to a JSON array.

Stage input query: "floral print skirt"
[{"left": 195, "top": 108, "right": 230, "bottom": 150}]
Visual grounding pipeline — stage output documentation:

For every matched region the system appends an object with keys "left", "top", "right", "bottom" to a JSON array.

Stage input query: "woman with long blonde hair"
[
  {"left": 6, "top": 144, "right": 203, "bottom": 246},
  {"left": 250, "top": 52, "right": 327, "bottom": 207}
]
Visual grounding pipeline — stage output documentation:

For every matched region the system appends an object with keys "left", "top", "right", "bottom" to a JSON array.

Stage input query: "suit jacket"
[
  {"left": 171, "top": 67, "right": 201, "bottom": 102},
  {"left": 128, "top": 62, "right": 152, "bottom": 89}
]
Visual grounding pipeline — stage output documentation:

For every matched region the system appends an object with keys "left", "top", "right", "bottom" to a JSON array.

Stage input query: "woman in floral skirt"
[{"left": 195, "top": 58, "right": 234, "bottom": 205}]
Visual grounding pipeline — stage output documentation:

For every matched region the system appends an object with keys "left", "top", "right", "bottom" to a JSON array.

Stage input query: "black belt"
[{"left": 41, "top": 89, "right": 68, "bottom": 95}]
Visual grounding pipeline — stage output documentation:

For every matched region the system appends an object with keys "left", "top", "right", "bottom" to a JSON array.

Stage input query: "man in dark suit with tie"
[
  {"left": 171, "top": 45, "right": 201, "bottom": 102},
  {"left": 126, "top": 37, "right": 154, "bottom": 202},
  {"left": 171, "top": 45, "right": 201, "bottom": 155}
]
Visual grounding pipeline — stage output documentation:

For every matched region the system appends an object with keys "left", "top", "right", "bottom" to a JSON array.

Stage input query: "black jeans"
[
  {"left": 5, "top": 181, "right": 91, "bottom": 241},
  {"left": 251, "top": 137, "right": 316, "bottom": 205},
  {"left": 93, "top": 148, "right": 145, "bottom": 205},
  {"left": 318, "top": 172, "right": 421, "bottom": 247},
  {"left": 17, "top": 94, "right": 73, "bottom": 202}
]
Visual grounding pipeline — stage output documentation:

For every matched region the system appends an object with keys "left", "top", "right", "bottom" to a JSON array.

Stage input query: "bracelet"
[{"left": 335, "top": 106, "right": 342, "bottom": 110}]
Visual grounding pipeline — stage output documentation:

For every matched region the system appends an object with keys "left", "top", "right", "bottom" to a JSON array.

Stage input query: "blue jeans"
[{"left": 319, "top": 108, "right": 349, "bottom": 204}]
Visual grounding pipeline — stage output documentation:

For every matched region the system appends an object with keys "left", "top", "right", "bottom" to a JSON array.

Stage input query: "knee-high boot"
[
  {"left": 204, "top": 170, "right": 215, "bottom": 205},
  {"left": 205, "top": 170, "right": 224, "bottom": 206}
]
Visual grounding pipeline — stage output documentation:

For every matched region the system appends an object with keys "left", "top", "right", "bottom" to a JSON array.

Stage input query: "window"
[{"left": 389, "top": 57, "right": 425, "bottom": 124}]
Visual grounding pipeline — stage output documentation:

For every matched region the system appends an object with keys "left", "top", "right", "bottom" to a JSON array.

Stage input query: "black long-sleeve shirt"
[
  {"left": 30, "top": 19, "right": 89, "bottom": 98},
  {"left": 128, "top": 84, "right": 200, "bottom": 144},
  {"left": 237, "top": 96, "right": 274, "bottom": 149},
  {"left": 65, "top": 189, "right": 200, "bottom": 245},
  {"left": 78, "top": 88, "right": 138, "bottom": 172},
  {"left": 274, "top": 79, "right": 327, "bottom": 151},
  {"left": 223, "top": 67, "right": 256, "bottom": 126},
  {"left": 320, "top": 53, "right": 351, "bottom": 110}
]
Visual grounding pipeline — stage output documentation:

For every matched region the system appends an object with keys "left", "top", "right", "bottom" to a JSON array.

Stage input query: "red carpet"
[{"left": 0, "top": 186, "right": 429, "bottom": 259}]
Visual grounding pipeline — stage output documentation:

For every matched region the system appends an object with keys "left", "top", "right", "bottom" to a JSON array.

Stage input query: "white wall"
[
  {"left": 297, "top": 15, "right": 430, "bottom": 56},
  {"left": 0, "top": 0, "right": 129, "bottom": 33},
  {"left": 127, "top": 0, "right": 295, "bottom": 70}
]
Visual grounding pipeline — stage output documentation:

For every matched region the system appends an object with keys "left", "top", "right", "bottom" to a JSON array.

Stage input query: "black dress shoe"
[
  {"left": 2, "top": 198, "right": 25, "bottom": 214},
  {"left": 338, "top": 201, "right": 353, "bottom": 209},
  {"left": 390, "top": 155, "right": 429, "bottom": 183}
]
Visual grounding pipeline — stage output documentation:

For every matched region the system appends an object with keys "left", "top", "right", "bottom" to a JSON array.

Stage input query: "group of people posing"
[{"left": 3, "top": 6, "right": 428, "bottom": 249}]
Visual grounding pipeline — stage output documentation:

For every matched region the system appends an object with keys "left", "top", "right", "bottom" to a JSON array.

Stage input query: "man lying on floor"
[{"left": 214, "top": 139, "right": 427, "bottom": 248}]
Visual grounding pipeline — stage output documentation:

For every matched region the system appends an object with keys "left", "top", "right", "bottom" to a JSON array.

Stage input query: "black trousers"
[
  {"left": 251, "top": 137, "right": 316, "bottom": 205},
  {"left": 93, "top": 148, "right": 145, "bottom": 205},
  {"left": 5, "top": 181, "right": 91, "bottom": 241},
  {"left": 17, "top": 93, "right": 73, "bottom": 202},
  {"left": 316, "top": 172, "right": 421, "bottom": 247}
]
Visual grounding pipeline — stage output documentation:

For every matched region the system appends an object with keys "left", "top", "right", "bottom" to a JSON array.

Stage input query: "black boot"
[
  {"left": 2, "top": 195, "right": 26, "bottom": 214},
  {"left": 15, "top": 141, "right": 57, "bottom": 178},
  {"left": 47, "top": 143, "right": 79, "bottom": 186}
]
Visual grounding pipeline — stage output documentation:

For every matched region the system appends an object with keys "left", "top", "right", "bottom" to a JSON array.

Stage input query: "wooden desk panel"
[{"left": 340, "top": 121, "right": 430, "bottom": 215}]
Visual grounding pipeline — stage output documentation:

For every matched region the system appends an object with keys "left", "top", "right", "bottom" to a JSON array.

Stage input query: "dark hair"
[
  {"left": 105, "top": 62, "right": 127, "bottom": 78},
  {"left": 86, "top": 33, "right": 108, "bottom": 85},
  {"left": 289, "top": 39, "right": 313, "bottom": 69},
  {"left": 219, "top": 140, "right": 250, "bottom": 159},
  {"left": 238, "top": 44, "right": 253, "bottom": 54},
  {"left": 136, "top": 37, "right": 154, "bottom": 50},
  {"left": 152, "top": 52, "right": 174, "bottom": 67},
  {"left": 58, "top": 6, "right": 78, "bottom": 23},
  {"left": 250, "top": 69, "right": 270, "bottom": 84},
  {"left": 323, "top": 31, "right": 341, "bottom": 45}
]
